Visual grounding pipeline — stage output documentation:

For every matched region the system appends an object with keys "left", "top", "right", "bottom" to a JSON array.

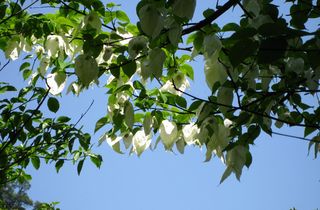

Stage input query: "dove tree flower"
[{"left": 159, "top": 120, "right": 178, "bottom": 149}]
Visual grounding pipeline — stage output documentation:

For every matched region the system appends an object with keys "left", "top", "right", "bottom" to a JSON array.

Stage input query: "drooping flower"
[
  {"left": 132, "top": 130, "right": 152, "bottom": 156},
  {"left": 45, "top": 35, "right": 66, "bottom": 58},
  {"left": 182, "top": 123, "right": 200, "bottom": 145},
  {"left": 74, "top": 54, "right": 99, "bottom": 86},
  {"left": 5, "top": 40, "right": 20, "bottom": 60},
  {"left": 46, "top": 72, "right": 66, "bottom": 95},
  {"left": 159, "top": 120, "right": 178, "bottom": 149},
  {"left": 38, "top": 57, "right": 50, "bottom": 76},
  {"left": 160, "top": 72, "right": 190, "bottom": 96}
]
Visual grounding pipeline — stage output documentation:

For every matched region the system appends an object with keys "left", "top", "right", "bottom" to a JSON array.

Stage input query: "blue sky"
[{"left": 1, "top": 0, "right": 319, "bottom": 209}]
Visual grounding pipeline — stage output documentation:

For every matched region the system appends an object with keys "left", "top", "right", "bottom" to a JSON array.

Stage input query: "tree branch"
[{"left": 182, "top": 0, "right": 239, "bottom": 35}]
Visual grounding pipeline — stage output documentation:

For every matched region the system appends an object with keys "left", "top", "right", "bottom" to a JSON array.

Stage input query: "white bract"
[
  {"left": 159, "top": 120, "right": 178, "bottom": 149},
  {"left": 224, "top": 118, "right": 233, "bottom": 128},
  {"left": 182, "top": 123, "right": 199, "bottom": 145},
  {"left": 75, "top": 54, "right": 99, "bottom": 86},
  {"left": 204, "top": 54, "right": 228, "bottom": 90},
  {"left": 5, "top": 40, "right": 20, "bottom": 60},
  {"left": 45, "top": 35, "right": 66, "bottom": 58},
  {"left": 203, "top": 35, "right": 222, "bottom": 58},
  {"left": 128, "top": 36, "right": 148, "bottom": 59},
  {"left": 141, "top": 48, "right": 166, "bottom": 79},
  {"left": 132, "top": 130, "right": 152, "bottom": 156},
  {"left": 96, "top": 46, "right": 113, "bottom": 64},
  {"left": 217, "top": 87, "right": 234, "bottom": 115},
  {"left": 160, "top": 72, "right": 190, "bottom": 96},
  {"left": 46, "top": 72, "right": 66, "bottom": 95},
  {"left": 38, "top": 57, "right": 50, "bottom": 76}
]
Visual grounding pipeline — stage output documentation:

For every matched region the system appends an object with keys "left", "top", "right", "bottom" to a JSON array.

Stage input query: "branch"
[
  {"left": 182, "top": 0, "right": 239, "bottom": 35},
  {"left": 0, "top": 0, "right": 40, "bottom": 25}
]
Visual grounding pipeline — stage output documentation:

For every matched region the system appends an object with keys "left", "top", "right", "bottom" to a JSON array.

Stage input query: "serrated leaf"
[{"left": 47, "top": 97, "right": 59, "bottom": 113}]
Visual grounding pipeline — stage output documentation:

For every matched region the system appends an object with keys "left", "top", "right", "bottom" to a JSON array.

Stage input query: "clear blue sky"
[{"left": 1, "top": 1, "right": 319, "bottom": 210}]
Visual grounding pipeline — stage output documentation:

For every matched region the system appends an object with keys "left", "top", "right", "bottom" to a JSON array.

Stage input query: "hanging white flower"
[
  {"left": 132, "top": 130, "right": 152, "bottom": 156},
  {"left": 46, "top": 72, "right": 66, "bottom": 95},
  {"left": 38, "top": 57, "right": 50, "bottom": 76},
  {"left": 5, "top": 40, "right": 20, "bottom": 60},
  {"left": 74, "top": 54, "right": 99, "bottom": 86},
  {"left": 128, "top": 36, "right": 148, "bottom": 59},
  {"left": 159, "top": 120, "right": 178, "bottom": 149},
  {"left": 182, "top": 123, "right": 200, "bottom": 145},
  {"left": 96, "top": 46, "right": 113, "bottom": 64},
  {"left": 116, "top": 30, "right": 133, "bottom": 45},
  {"left": 19, "top": 36, "right": 32, "bottom": 52},
  {"left": 45, "top": 35, "right": 66, "bottom": 58},
  {"left": 160, "top": 72, "right": 190, "bottom": 96},
  {"left": 34, "top": 45, "right": 45, "bottom": 56},
  {"left": 123, "top": 132, "right": 133, "bottom": 149},
  {"left": 224, "top": 118, "right": 233, "bottom": 128}
]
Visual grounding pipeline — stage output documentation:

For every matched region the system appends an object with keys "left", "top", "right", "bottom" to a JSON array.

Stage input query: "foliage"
[
  {"left": 0, "top": 180, "right": 59, "bottom": 210},
  {"left": 0, "top": 0, "right": 319, "bottom": 184}
]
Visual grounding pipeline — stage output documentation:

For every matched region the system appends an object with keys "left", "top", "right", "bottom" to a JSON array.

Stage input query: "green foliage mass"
[{"left": 0, "top": 0, "right": 319, "bottom": 184}]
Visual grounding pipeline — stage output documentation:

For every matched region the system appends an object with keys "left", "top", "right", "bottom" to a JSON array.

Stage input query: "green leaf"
[
  {"left": 179, "top": 64, "right": 194, "bottom": 80},
  {"left": 47, "top": 97, "right": 59, "bottom": 113},
  {"left": 22, "top": 69, "right": 32, "bottom": 80},
  {"left": 90, "top": 155, "right": 102, "bottom": 168},
  {"left": 57, "top": 116, "right": 71, "bottom": 123},
  {"left": 19, "top": 62, "right": 30, "bottom": 71},
  {"left": 116, "top": 10, "right": 130, "bottom": 22},
  {"left": 258, "top": 37, "right": 287, "bottom": 64},
  {"left": 220, "top": 166, "right": 232, "bottom": 184},
  {"left": 175, "top": 95, "right": 187, "bottom": 108},
  {"left": 77, "top": 159, "right": 84, "bottom": 175},
  {"left": 55, "top": 159, "right": 64, "bottom": 173},
  {"left": 229, "top": 38, "right": 258, "bottom": 67},
  {"left": 122, "top": 60, "right": 136, "bottom": 78},
  {"left": 31, "top": 156, "right": 40, "bottom": 170},
  {"left": 95, "top": 116, "right": 109, "bottom": 133}
]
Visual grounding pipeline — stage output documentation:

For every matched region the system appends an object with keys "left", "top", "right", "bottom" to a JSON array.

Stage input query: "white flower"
[
  {"left": 5, "top": 40, "right": 20, "bottom": 60},
  {"left": 128, "top": 36, "right": 148, "bottom": 59},
  {"left": 223, "top": 118, "right": 233, "bottom": 128},
  {"left": 159, "top": 120, "right": 178, "bottom": 149},
  {"left": 45, "top": 35, "right": 66, "bottom": 58},
  {"left": 75, "top": 54, "right": 99, "bottom": 86},
  {"left": 123, "top": 133, "right": 133, "bottom": 149},
  {"left": 106, "top": 136, "right": 122, "bottom": 147},
  {"left": 46, "top": 72, "right": 66, "bottom": 95},
  {"left": 96, "top": 46, "right": 113, "bottom": 64},
  {"left": 160, "top": 72, "right": 190, "bottom": 96},
  {"left": 132, "top": 130, "right": 151, "bottom": 156},
  {"left": 38, "top": 57, "right": 50, "bottom": 76},
  {"left": 116, "top": 30, "right": 133, "bottom": 45},
  {"left": 19, "top": 36, "right": 32, "bottom": 52},
  {"left": 34, "top": 45, "right": 45, "bottom": 56},
  {"left": 182, "top": 123, "right": 200, "bottom": 145}
]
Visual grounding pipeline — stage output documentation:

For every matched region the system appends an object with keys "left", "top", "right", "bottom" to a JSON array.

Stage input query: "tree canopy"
[{"left": 0, "top": 0, "right": 319, "bottom": 185}]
